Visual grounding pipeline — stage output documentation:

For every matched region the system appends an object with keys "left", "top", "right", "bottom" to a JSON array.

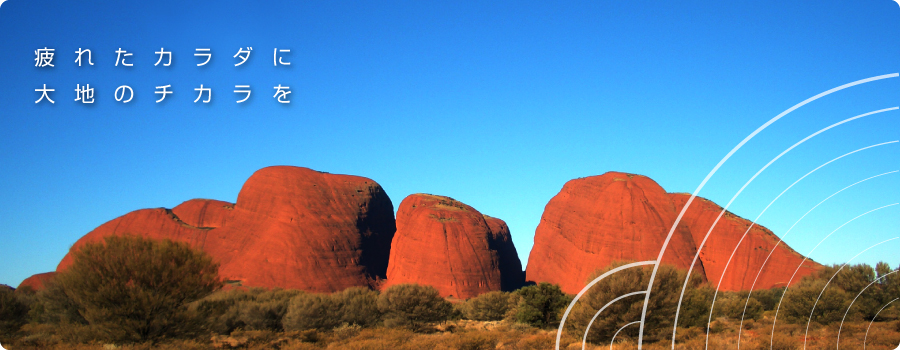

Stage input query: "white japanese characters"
[
  {"left": 35, "top": 47, "right": 54, "bottom": 67},
  {"left": 234, "top": 47, "right": 252, "bottom": 66},
  {"left": 33, "top": 47, "right": 293, "bottom": 105},
  {"left": 115, "top": 48, "right": 133, "bottom": 67},
  {"left": 75, "top": 48, "right": 93, "bottom": 66},
  {"left": 74, "top": 84, "right": 95, "bottom": 104},
  {"left": 155, "top": 48, "right": 172, "bottom": 67},
  {"left": 195, "top": 48, "right": 211, "bottom": 66}
]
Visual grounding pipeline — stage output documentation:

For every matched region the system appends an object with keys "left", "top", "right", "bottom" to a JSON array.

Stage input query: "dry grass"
[{"left": 3, "top": 319, "right": 898, "bottom": 350}]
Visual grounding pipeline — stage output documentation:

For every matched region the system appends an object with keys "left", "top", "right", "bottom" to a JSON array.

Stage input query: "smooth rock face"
[
  {"left": 18, "top": 272, "right": 57, "bottom": 291},
  {"left": 670, "top": 193, "right": 819, "bottom": 291},
  {"left": 525, "top": 172, "right": 820, "bottom": 295},
  {"left": 526, "top": 172, "right": 702, "bottom": 295},
  {"left": 57, "top": 166, "right": 397, "bottom": 293},
  {"left": 384, "top": 194, "right": 525, "bottom": 299}
]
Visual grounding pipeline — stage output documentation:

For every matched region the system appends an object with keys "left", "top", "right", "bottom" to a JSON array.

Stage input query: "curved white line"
[
  {"left": 556, "top": 260, "right": 657, "bottom": 350},
  {"left": 864, "top": 298, "right": 900, "bottom": 350},
  {"left": 636, "top": 72, "right": 900, "bottom": 350},
  {"left": 610, "top": 321, "right": 642, "bottom": 350},
  {"left": 582, "top": 291, "right": 647, "bottom": 350},
  {"left": 736, "top": 170, "right": 899, "bottom": 348},
  {"left": 803, "top": 237, "right": 900, "bottom": 349},
  {"left": 771, "top": 203, "right": 900, "bottom": 348},
  {"left": 702, "top": 134, "right": 898, "bottom": 348},
  {"left": 837, "top": 270, "right": 899, "bottom": 349}
]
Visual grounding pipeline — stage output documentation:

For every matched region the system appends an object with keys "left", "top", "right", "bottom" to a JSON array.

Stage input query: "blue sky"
[{"left": 1, "top": 1, "right": 898, "bottom": 287}]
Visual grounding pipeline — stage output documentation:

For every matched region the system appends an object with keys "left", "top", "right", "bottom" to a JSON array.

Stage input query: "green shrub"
[
  {"left": 55, "top": 235, "right": 222, "bottom": 343},
  {"left": 0, "top": 286, "right": 29, "bottom": 337},
  {"left": 377, "top": 284, "right": 453, "bottom": 329},
  {"left": 463, "top": 291, "right": 511, "bottom": 321},
  {"left": 565, "top": 262, "right": 698, "bottom": 344},
  {"left": 512, "top": 282, "right": 570, "bottom": 329},
  {"left": 333, "top": 287, "right": 381, "bottom": 327},
  {"left": 782, "top": 277, "right": 851, "bottom": 325},
  {"left": 283, "top": 293, "right": 339, "bottom": 331}
]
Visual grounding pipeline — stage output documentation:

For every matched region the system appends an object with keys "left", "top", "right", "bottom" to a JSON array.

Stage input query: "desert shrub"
[
  {"left": 512, "top": 282, "right": 570, "bottom": 329},
  {"left": 333, "top": 286, "right": 381, "bottom": 327},
  {"left": 463, "top": 291, "right": 511, "bottom": 321},
  {"left": 376, "top": 284, "right": 453, "bottom": 329},
  {"left": 55, "top": 235, "right": 222, "bottom": 343},
  {"left": 678, "top": 284, "right": 714, "bottom": 328},
  {"left": 0, "top": 286, "right": 29, "bottom": 337},
  {"left": 238, "top": 288, "right": 301, "bottom": 331},
  {"left": 190, "top": 288, "right": 256, "bottom": 334},
  {"left": 283, "top": 293, "right": 339, "bottom": 331},
  {"left": 565, "top": 262, "right": 701, "bottom": 345},
  {"left": 752, "top": 287, "right": 785, "bottom": 311},
  {"left": 26, "top": 279, "right": 87, "bottom": 325},
  {"left": 782, "top": 276, "right": 851, "bottom": 325},
  {"left": 715, "top": 290, "right": 763, "bottom": 321}
]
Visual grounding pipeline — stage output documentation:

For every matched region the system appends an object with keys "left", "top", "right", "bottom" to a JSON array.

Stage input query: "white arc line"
[
  {"left": 770, "top": 203, "right": 900, "bottom": 348},
  {"left": 837, "top": 270, "right": 899, "bottom": 349},
  {"left": 864, "top": 298, "right": 899, "bottom": 350},
  {"left": 611, "top": 321, "right": 642, "bottom": 350},
  {"left": 698, "top": 137, "right": 899, "bottom": 348},
  {"left": 555, "top": 260, "right": 657, "bottom": 350},
  {"left": 582, "top": 291, "right": 646, "bottom": 350},
  {"left": 802, "top": 237, "right": 900, "bottom": 349},
  {"left": 630, "top": 72, "right": 900, "bottom": 350},
  {"left": 736, "top": 170, "right": 899, "bottom": 348}
]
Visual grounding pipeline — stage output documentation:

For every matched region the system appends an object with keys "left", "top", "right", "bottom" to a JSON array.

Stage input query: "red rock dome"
[
  {"left": 384, "top": 194, "right": 525, "bottom": 299},
  {"left": 56, "top": 166, "right": 396, "bottom": 293},
  {"left": 525, "top": 172, "right": 703, "bottom": 295}
]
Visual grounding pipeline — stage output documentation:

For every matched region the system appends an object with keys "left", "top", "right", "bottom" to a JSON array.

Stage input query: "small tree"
[
  {"left": 56, "top": 235, "right": 221, "bottom": 343},
  {"left": 376, "top": 284, "right": 452, "bottom": 329},
  {"left": 513, "top": 282, "right": 570, "bottom": 328}
]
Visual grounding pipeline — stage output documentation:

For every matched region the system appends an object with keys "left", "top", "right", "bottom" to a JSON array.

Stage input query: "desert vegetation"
[{"left": 0, "top": 237, "right": 897, "bottom": 349}]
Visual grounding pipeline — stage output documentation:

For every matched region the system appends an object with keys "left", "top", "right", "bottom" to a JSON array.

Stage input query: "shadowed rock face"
[
  {"left": 56, "top": 166, "right": 397, "bottom": 293},
  {"left": 525, "top": 172, "right": 820, "bottom": 295},
  {"left": 384, "top": 194, "right": 525, "bottom": 299}
]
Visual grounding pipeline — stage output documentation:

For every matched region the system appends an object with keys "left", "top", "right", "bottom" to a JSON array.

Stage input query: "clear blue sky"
[{"left": 1, "top": 1, "right": 898, "bottom": 287}]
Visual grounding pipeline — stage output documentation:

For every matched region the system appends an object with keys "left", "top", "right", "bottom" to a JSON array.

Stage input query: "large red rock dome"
[
  {"left": 525, "top": 172, "right": 820, "bottom": 295},
  {"left": 56, "top": 166, "right": 397, "bottom": 293},
  {"left": 384, "top": 194, "right": 525, "bottom": 299}
]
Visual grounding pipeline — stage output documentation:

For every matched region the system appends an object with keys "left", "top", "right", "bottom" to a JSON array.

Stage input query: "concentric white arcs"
[{"left": 553, "top": 73, "right": 899, "bottom": 350}]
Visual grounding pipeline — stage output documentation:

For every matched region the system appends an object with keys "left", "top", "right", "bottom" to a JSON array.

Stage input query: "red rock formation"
[
  {"left": 172, "top": 199, "right": 234, "bottom": 228},
  {"left": 384, "top": 194, "right": 524, "bottom": 299},
  {"left": 57, "top": 166, "right": 396, "bottom": 293},
  {"left": 670, "top": 193, "right": 819, "bottom": 291},
  {"left": 526, "top": 172, "right": 703, "bottom": 295},
  {"left": 17, "top": 272, "right": 57, "bottom": 292},
  {"left": 525, "top": 172, "right": 820, "bottom": 295}
]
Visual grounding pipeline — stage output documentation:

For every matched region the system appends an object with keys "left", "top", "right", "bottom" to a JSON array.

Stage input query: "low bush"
[
  {"left": 463, "top": 291, "right": 511, "bottom": 321},
  {"left": 377, "top": 284, "right": 453, "bottom": 329},
  {"left": 512, "top": 282, "right": 570, "bottom": 329}
]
